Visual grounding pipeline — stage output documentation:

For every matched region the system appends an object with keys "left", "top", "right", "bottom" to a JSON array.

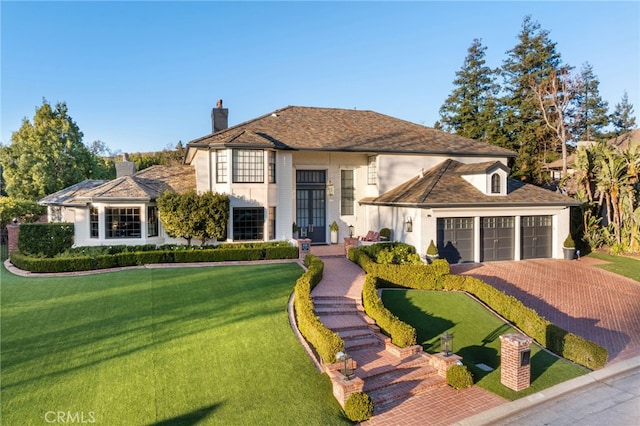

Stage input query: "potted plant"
[
  {"left": 563, "top": 234, "right": 576, "bottom": 260},
  {"left": 426, "top": 240, "right": 439, "bottom": 263},
  {"left": 330, "top": 221, "right": 339, "bottom": 244},
  {"left": 292, "top": 222, "right": 299, "bottom": 239},
  {"left": 379, "top": 227, "right": 392, "bottom": 241}
]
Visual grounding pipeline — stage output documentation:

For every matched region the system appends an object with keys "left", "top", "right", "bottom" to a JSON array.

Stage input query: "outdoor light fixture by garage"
[
  {"left": 336, "top": 351, "right": 354, "bottom": 380},
  {"left": 405, "top": 216, "right": 413, "bottom": 232},
  {"left": 327, "top": 180, "right": 335, "bottom": 197},
  {"left": 441, "top": 333, "right": 453, "bottom": 356},
  {"left": 348, "top": 224, "right": 354, "bottom": 237}
]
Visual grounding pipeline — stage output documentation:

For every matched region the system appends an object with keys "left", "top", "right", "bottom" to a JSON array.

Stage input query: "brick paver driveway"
[{"left": 451, "top": 257, "right": 640, "bottom": 364}]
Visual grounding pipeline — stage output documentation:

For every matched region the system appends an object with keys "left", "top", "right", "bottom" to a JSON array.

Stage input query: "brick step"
[
  {"left": 363, "top": 364, "right": 437, "bottom": 393},
  {"left": 345, "top": 336, "right": 383, "bottom": 351},
  {"left": 312, "top": 296, "right": 357, "bottom": 304},
  {"left": 337, "top": 328, "right": 375, "bottom": 340},
  {"left": 367, "top": 373, "right": 446, "bottom": 408},
  {"left": 357, "top": 353, "right": 431, "bottom": 380},
  {"left": 317, "top": 314, "right": 370, "bottom": 331},
  {"left": 314, "top": 306, "right": 360, "bottom": 315}
]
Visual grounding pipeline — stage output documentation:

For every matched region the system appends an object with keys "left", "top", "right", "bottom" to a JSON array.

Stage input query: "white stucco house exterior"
[{"left": 40, "top": 103, "right": 580, "bottom": 263}]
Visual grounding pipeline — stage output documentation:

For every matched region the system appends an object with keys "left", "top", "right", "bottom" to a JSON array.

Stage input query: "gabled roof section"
[
  {"left": 455, "top": 160, "right": 509, "bottom": 175},
  {"left": 38, "top": 179, "right": 108, "bottom": 206},
  {"left": 185, "top": 106, "right": 516, "bottom": 162},
  {"left": 39, "top": 166, "right": 196, "bottom": 206},
  {"left": 361, "top": 159, "right": 580, "bottom": 207}
]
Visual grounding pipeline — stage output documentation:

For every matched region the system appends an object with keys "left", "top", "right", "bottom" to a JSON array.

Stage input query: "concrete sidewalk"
[{"left": 457, "top": 355, "right": 640, "bottom": 425}]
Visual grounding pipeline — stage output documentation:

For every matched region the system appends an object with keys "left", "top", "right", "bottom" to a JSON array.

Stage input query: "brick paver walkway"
[
  {"left": 452, "top": 257, "right": 640, "bottom": 364},
  {"left": 312, "top": 257, "right": 506, "bottom": 425}
]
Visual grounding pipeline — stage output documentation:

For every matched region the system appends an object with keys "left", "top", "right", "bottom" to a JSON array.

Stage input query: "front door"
[{"left": 296, "top": 170, "right": 326, "bottom": 244}]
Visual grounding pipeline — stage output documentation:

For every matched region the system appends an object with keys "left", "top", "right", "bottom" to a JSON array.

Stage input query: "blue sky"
[{"left": 2, "top": 1, "right": 639, "bottom": 153}]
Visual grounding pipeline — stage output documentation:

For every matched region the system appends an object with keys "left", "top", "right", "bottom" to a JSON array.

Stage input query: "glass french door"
[{"left": 296, "top": 170, "right": 327, "bottom": 244}]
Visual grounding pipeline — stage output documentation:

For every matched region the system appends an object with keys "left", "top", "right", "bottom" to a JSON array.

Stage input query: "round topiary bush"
[
  {"left": 446, "top": 364, "right": 474, "bottom": 389},
  {"left": 344, "top": 392, "right": 374, "bottom": 422}
]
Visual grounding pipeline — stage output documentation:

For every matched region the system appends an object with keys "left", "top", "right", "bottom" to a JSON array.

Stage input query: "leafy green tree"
[
  {"left": 610, "top": 91, "right": 637, "bottom": 136},
  {"left": 157, "top": 190, "right": 229, "bottom": 246},
  {"left": 501, "top": 15, "right": 563, "bottom": 182},
  {"left": 0, "top": 99, "right": 113, "bottom": 200},
  {"left": 0, "top": 197, "right": 45, "bottom": 228},
  {"left": 571, "top": 62, "right": 610, "bottom": 142},
  {"left": 438, "top": 39, "right": 506, "bottom": 147}
]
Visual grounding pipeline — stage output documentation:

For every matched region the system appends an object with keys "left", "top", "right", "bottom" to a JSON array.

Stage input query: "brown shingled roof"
[
  {"left": 41, "top": 166, "right": 196, "bottom": 205},
  {"left": 361, "top": 159, "right": 580, "bottom": 207},
  {"left": 186, "top": 106, "right": 516, "bottom": 160}
]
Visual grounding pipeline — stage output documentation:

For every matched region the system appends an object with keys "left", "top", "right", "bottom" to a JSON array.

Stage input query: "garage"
[
  {"left": 521, "top": 215, "right": 552, "bottom": 259},
  {"left": 481, "top": 217, "right": 514, "bottom": 261},
  {"left": 437, "top": 217, "right": 474, "bottom": 264}
]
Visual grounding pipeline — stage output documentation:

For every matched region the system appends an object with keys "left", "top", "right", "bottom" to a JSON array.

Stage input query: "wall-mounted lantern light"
[
  {"left": 348, "top": 224, "right": 354, "bottom": 237},
  {"left": 327, "top": 180, "right": 335, "bottom": 197},
  {"left": 405, "top": 216, "right": 413, "bottom": 232},
  {"left": 441, "top": 332, "right": 453, "bottom": 357}
]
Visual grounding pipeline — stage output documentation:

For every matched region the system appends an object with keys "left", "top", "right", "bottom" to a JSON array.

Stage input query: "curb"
[{"left": 455, "top": 355, "right": 640, "bottom": 425}]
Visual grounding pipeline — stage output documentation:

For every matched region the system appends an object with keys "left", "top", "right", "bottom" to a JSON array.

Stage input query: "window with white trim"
[
  {"left": 105, "top": 207, "right": 141, "bottom": 239},
  {"left": 491, "top": 173, "right": 501, "bottom": 194}
]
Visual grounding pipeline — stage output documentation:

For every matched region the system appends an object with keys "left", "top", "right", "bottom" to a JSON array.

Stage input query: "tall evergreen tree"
[
  {"left": 438, "top": 39, "right": 505, "bottom": 146},
  {"left": 611, "top": 91, "right": 637, "bottom": 136},
  {"left": 571, "top": 62, "right": 610, "bottom": 142},
  {"left": 0, "top": 99, "right": 113, "bottom": 200},
  {"left": 501, "top": 16, "right": 563, "bottom": 182}
]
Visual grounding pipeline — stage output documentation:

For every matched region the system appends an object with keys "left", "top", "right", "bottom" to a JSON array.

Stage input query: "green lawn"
[
  {"left": 382, "top": 290, "right": 588, "bottom": 401},
  {"left": 588, "top": 252, "right": 640, "bottom": 282},
  {"left": 0, "top": 263, "right": 350, "bottom": 425}
]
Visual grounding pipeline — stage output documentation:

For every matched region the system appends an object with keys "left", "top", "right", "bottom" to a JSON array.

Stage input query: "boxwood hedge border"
[{"left": 348, "top": 247, "right": 607, "bottom": 370}]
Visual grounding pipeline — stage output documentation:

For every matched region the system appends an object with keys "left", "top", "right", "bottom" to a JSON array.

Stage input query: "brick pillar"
[
  {"left": 6, "top": 224, "right": 20, "bottom": 253},
  {"left": 343, "top": 237, "right": 359, "bottom": 257},
  {"left": 500, "top": 333, "right": 533, "bottom": 391},
  {"left": 297, "top": 238, "right": 311, "bottom": 260}
]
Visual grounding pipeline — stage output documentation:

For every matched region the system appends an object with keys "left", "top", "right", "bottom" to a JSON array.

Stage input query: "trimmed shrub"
[
  {"left": 344, "top": 392, "right": 374, "bottom": 422},
  {"left": 265, "top": 245, "right": 299, "bottom": 259},
  {"left": 18, "top": 223, "right": 74, "bottom": 257},
  {"left": 362, "top": 275, "right": 416, "bottom": 347},
  {"left": 446, "top": 364, "right": 474, "bottom": 389},
  {"left": 10, "top": 251, "right": 93, "bottom": 273},
  {"left": 293, "top": 255, "right": 344, "bottom": 363}
]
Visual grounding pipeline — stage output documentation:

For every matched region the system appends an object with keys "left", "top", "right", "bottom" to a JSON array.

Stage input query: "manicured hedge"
[
  {"left": 18, "top": 223, "right": 74, "bottom": 257},
  {"left": 362, "top": 275, "right": 416, "bottom": 347},
  {"left": 10, "top": 243, "right": 299, "bottom": 273},
  {"left": 293, "top": 255, "right": 345, "bottom": 364},
  {"left": 349, "top": 247, "right": 608, "bottom": 370},
  {"left": 348, "top": 246, "right": 450, "bottom": 287}
]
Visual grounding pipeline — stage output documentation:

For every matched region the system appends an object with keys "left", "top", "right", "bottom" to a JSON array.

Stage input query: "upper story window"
[
  {"left": 216, "top": 150, "right": 227, "bottom": 183},
  {"left": 268, "top": 151, "right": 276, "bottom": 183},
  {"left": 341, "top": 169, "right": 355, "bottom": 215},
  {"left": 367, "top": 156, "right": 377, "bottom": 185},
  {"left": 232, "top": 149, "right": 264, "bottom": 183},
  {"left": 490, "top": 173, "right": 501, "bottom": 194}
]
